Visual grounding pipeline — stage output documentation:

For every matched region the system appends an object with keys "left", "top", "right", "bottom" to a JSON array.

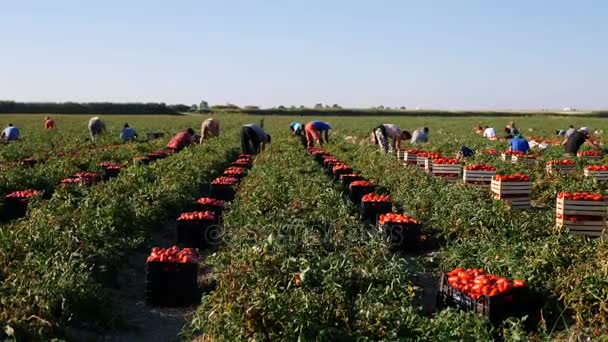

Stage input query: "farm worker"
[
  {"left": 509, "top": 134, "right": 530, "bottom": 153},
  {"left": 44, "top": 116, "right": 55, "bottom": 129},
  {"left": 483, "top": 126, "right": 497, "bottom": 140},
  {"left": 506, "top": 121, "right": 519, "bottom": 135},
  {"left": 564, "top": 125, "right": 576, "bottom": 138},
  {"left": 200, "top": 118, "right": 220, "bottom": 143},
  {"left": 371, "top": 124, "right": 411, "bottom": 153},
  {"left": 166, "top": 128, "right": 195, "bottom": 152},
  {"left": 555, "top": 129, "right": 566, "bottom": 136},
  {"left": 241, "top": 124, "right": 271, "bottom": 155},
  {"left": 289, "top": 122, "right": 304, "bottom": 136},
  {"left": 502, "top": 127, "right": 514, "bottom": 140},
  {"left": 305, "top": 121, "right": 331, "bottom": 147},
  {"left": 473, "top": 125, "right": 484, "bottom": 135},
  {"left": 563, "top": 127, "right": 601, "bottom": 155},
  {"left": 1, "top": 123, "right": 20, "bottom": 142},
  {"left": 457, "top": 146, "right": 475, "bottom": 160},
  {"left": 410, "top": 127, "right": 429, "bottom": 143},
  {"left": 88, "top": 117, "right": 106, "bottom": 140},
  {"left": 120, "top": 123, "right": 137, "bottom": 141}
]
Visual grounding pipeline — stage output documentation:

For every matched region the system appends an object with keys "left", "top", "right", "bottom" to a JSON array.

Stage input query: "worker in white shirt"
[
  {"left": 483, "top": 126, "right": 497, "bottom": 140},
  {"left": 370, "top": 124, "right": 411, "bottom": 153}
]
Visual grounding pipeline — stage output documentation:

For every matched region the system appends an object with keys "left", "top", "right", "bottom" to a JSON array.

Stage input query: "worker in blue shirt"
[
  {"left": 1, "top": 123, "right": 20, "bottom": 142},
  {"left": 120, "top": 123, "right": 137, "bottom": 141},
  {"left": 305, "top": 121, "right": 332, "bottom": 147},
  {"left": 509, "top": 133, "right": 530, "bottom": 153}
]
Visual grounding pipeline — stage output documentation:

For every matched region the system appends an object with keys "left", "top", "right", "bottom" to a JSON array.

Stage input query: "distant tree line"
[{"left": 0, "top": 101, "right": 190, "bottom": 114}]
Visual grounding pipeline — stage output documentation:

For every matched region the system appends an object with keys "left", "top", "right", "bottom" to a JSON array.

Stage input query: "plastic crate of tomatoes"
[
  {"left": 332, "top": 164, "right": 353, "bottom": 181},
  {"left": 545, "top": 160, "right": 576, "bottom": 175},
  {"left": 145, "top": 246, "right": 201, "bottom": 307},
  {"left": 210, "top": 177, "right": 238, "bottom": 201},
  {"left": 491, "top": 174, "right": 531, "bottom": 209},
  {"left": 176, "top": 211, "right": 218, "bottom": 248},
  {"left": 348, "top": 180, "right": 375, "bottom": 204},
  {"left": 378, "top": 213, "right": 421, "bottom": 248},
  {"left": 99, "top": 162, "right": 123, "bottom": 180},
  {"left": 584, "top": 165, "right": 608, "bottom": 181},
  {"left": 323, "top": 159, "right": 341, "bottom": 176},
  {"left": 556, "top": 192, "right": 607, "bottom": 236},
  {"left": 578, "top": 150, "right": 602, "bottom": 161},
  {"left": 223, "top": 166, "right": 247, "bottom": 181},
  {"left": 339, "top": 173, "right": 364, "bottom": 188},
  {"left": 360, "top": 193, "right": 393, "bottom": 224},
  {"left": 1, "top": 190, "right": 42, "bottom": 221},
  {"left": 194, "top": 197, "right": 226, "bottom": 219},
  {"left": 133, "top": 156, "right": 152, "bottom": 165},
  {"left": 463, "top": 164, "right": 496, "bottom": 188},
  {"left": 437, "top": 267, "right": 535, "bottom": 324}
]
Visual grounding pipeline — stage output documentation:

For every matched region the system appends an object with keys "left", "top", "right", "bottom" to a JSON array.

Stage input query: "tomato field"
[{"left": 1, "top": 113, "right": 608, "bottom": 340}]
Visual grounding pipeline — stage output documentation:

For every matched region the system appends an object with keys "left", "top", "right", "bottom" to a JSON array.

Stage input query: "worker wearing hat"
[{"left": 563, "top": 127, "right": 601, "bottom": 155}]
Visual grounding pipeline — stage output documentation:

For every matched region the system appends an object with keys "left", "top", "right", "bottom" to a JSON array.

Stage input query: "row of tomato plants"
[
  {"left": 325, "top": 141, "right": 608, "bottom": 338},
  {"left": 0, "top": 137, "right": 236, "bottom": 340},
  {"left": 181, "top": 136, "right": 506, "bottom": 340}
]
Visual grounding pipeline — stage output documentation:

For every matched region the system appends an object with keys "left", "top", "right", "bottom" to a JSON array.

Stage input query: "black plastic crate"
[
  {"left": 348, "top": 185, "right": 375, "bottom": 204},
  {"left": 332, "top": 167, "right": 354, "bottom": 181},
  {"left": 340, "top": 174, "right": 364, "bottom": 188},
  {"left": 360, "top": 201, "right": 393, "bottom": 225},
  {"left": 103, "top": 168, "right": 121, "bottom": 180},
  {"left": 145, "top": 261, "right": 200, "bottom": 307},
  {"left": 176, "top": 218, "right": 217, "bottom": 248},
  {"left": 314, "top": 153, "right": 328, "bottom": 164},
  {"left": 193, "top": 203, "right": 225, "bottom": 222},
  {"left": 210, "top": 183, "right": 236, "bottom": 202},
  {"left": 436, "top": 273, "right": 539, "bottom": 324},
  {"left": 0, "top": 198, "right": 28, "bottom": 221},
  {"left": 379, "top": 221, "right": 421, "bottom": 248},
  {"left": 134, "top": 156, "right": 152, "bottom": 165},
  {"left": 229, "top": 162, "right": 252, "bottom": 170}
]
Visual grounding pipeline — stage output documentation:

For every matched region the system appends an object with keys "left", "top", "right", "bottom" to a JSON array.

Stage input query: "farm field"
[{"left": 1, "top": 113, "right": 608, "bottom": 341}]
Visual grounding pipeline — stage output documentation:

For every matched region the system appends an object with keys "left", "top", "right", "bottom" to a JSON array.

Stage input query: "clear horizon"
[{"left": 2, "top": 0, "right": 607, "bottom": 110}]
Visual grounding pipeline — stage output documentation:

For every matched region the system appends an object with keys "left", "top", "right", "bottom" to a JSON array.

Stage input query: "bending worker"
[
  {"left": 371, "top": 123, "right": 411, "bottom": 153},
  {"left": 200, "top": 118, "right": 220, "bottom": 143},
  {"left": 166, "top": 128, "right": 195, "bottom": 152},
  {"left": 241, "top": 123, "right": 271, "bottom": 155},
  {"left": 305, "top": 120, "right": 331, "bottom": 147}
]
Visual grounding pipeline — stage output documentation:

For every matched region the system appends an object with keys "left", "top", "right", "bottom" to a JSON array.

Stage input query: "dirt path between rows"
[{"left": 68, "top": 223, "right": 194, "bottom": 342}]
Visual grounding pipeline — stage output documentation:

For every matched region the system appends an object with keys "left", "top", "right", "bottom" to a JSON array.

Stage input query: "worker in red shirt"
[
  {"left": 166, "top": 128, "right": 195, "bottom": 151},
  {"left": 44, "top": 116, "right": 55, "bottom": 129}
]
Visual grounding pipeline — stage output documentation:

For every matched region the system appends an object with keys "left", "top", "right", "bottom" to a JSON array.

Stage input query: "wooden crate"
[
  {"left": 417, "top": 156, "right": 429, "bottom": 171},
  {"left": 429, "top": 162, "right": 462, "bottom": 176},
  {"left": 501, "top": 153, "right": 512, "bottom": 161},
  {"left": 577, "top": 152, "right": 602, "bottom": 161},
  {"left": 546, "top": 164, "right": 576, "bottom": 175},
  {"left": 491, "top": 179, "right": 532, "bottom": 209},
  {"left": 584, "top": 169, "right": 608, "bottom": 181},
  {"left": 556, "top": 197, "right": 607, "bottom": 236},
  {"left": 511, "top": 156, "right": 536, "bottom": 166},
  {"left": 403, "top": 152, "right": 418, "bottom": 165},
  {"left": 463, "top": 170, "right": 495, "bottom": 188},
  {"left": 556, "top": 198, "right": 607, "bottom": 217}
]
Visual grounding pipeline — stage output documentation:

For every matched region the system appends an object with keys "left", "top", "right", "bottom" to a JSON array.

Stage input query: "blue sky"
[{"left": 1, "top": 0, "right": 607, "bottom": 110}]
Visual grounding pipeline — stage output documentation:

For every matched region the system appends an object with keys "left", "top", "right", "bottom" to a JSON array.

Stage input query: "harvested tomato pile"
[
  {"left": 333, "top": 164, "right": 352, "bottom": 172},
  {"left": 546, "top": 159, "right": 575, "bottom": 165},
  {"left": 585, "top": 165, "right": 608, "bottom": 171},
  {"left": 177, "top": 211, "right": 216, "bottom": 221},
  {"left": 446, "top": 267, "right": 525, "bottom": 299},
  {"left": 99, "top": 161, "right": 123, "bottom": 169},
  {"left": 223, "top": 167, "right": 247, "bottom": 176},
  {"left": 494, "top": 173, "right": 530, "bottom": 182},
  {"left": 557, "top": 192, "right": 604, "bottom": 201},
  {"left": 379, "top": 213, "right": 418, "bottom": 225},
  {"left": 196, "top": 197, "right": 225, "bottom": 206},
  {"left": 417, "top": 151, "right": 441, "bottom": 159},
  {"left": 431, "top": 157, "right": 459, "bottom": 164},
  {"left": 362, "top": 193, "right": 391, "bottom": 202},
  {"left": 146, "top": 246, "right": 200, "bottom": 264},
  {"left": 211, "top": 177, "right": 238, "bottom": 185},
  {"left": 350, "top": 180, "right": 374, "bottom": 187},
  {"left": 485, "top": 148, "right": 497, "bottom": 155},
  {"left": 404, "top": 148, "right": 421, "bottom": 154},
  {"left": 464, "top": 164, "right": 495, "bottom": 171},
  {"left": 5, "top": 190, "right": 42, "bottom": 199},
  {"left": 578, "top": 150, "right": 602, "bottom": 156}
]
